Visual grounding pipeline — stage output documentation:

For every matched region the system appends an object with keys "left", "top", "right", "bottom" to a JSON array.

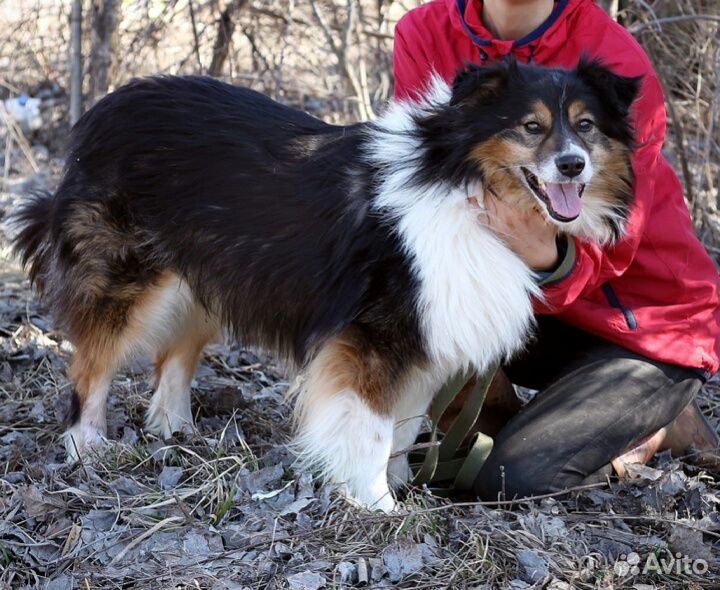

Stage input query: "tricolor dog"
[{"left": 13, "top": 58, "right": 638, "bottom": 511}]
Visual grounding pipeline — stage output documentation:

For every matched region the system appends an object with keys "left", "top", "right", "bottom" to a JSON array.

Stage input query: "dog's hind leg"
[
  {"left": 65, "top": 272, "right": 200, "bottom": 459},
  {"left": 146, "top": 306, "right": 219, "bottom": 438},
  {"left": 293, "top": 333, "right": 397, "bottom": 512},
  {"left": 66, "top": 344, "right": 120, "bottom": 460}
]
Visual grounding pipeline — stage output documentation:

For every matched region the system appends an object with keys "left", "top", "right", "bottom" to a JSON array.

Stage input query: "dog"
[{"left": 12, "top": 57, "right": 638, "bottom": 511}]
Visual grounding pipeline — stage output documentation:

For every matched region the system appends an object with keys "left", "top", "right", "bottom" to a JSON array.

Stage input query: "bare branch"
[
  {"left": 629, "top": 14, "right": 720, "bottom": 34},
  {"left": 188, "top": 0, "right": 204, "bottom": 73},
  {"left": 209, "top": 0, "right": 247, "bottom": 78},
  {"left": 69, "top": 0, "right": 83, "bottom": 125}
]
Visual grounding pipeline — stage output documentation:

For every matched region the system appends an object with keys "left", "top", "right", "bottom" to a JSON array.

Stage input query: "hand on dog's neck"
[{"left": 481, "top": 0, "right": 554, "bottom": 40}]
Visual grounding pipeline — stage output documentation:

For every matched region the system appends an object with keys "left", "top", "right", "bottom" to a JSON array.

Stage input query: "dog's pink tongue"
[{"left": 545, "top": 183, "right": 582, "bottom": 219}]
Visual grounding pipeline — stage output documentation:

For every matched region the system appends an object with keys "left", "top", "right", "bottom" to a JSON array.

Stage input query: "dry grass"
[{"left": 1, "top": 1, "right": 720, "bottom": 588}]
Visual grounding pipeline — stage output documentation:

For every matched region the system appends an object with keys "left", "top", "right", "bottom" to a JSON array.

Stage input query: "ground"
[{"left": 0, "top": 166, "right": 719, "bottom": 590}]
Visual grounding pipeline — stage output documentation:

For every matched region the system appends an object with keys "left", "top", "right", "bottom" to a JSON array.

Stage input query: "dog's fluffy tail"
[{"left": 11, "top": 191, "right": 54, "bottom": 290}]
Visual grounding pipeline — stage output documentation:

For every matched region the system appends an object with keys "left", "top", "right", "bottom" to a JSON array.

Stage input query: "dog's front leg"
[
  {"left": 294, "top": 388, "right": 396, "bottom": 511},
  {"left": 292, "top": 336, "right": 397, "bottom": 512}
]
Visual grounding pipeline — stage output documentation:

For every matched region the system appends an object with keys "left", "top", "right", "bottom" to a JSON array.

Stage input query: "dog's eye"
[
  {"left": 577, "top": 118, "right": 594, "bottom": 132},
  {"left": 523, "top": 121, "right": 542, "bottom": 134}
]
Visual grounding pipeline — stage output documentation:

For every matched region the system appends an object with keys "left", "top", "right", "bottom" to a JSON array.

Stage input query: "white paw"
[
  {"left": 339, "top": 486, "right": 398, "bottom": 513},
  {"left": 369, "top": 493, "right": 399, "bottom": 513},
  {"left": 64, "top": 423, "right": 106, "bottom": 462},
  {"left": 346, "top": 479, "right": 398, "bottom": 513},
  {"left": 144, "top": 400, "right": 193, "bottom": 439}
]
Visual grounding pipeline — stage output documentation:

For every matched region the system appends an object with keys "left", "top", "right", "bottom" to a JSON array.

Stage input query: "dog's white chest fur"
[{"left": 397, "top": 190, "right": 539, "bottom": 374}]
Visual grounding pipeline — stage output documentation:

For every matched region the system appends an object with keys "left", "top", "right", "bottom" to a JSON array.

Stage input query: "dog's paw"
[
  {"left": 339, "top": 482, "right": 398, "bottom": 513},
  {"left": 340, "top": 490, "right": 398, "bottom": 513},
  {"left": 144, "top": 401, "right": 194, "bottom": 439},
  {"left": 370, "top": 493, "right": 399, "bottom": 513},
  {"left": 64, "top": 424, "right": 107, "bottom": 463}
]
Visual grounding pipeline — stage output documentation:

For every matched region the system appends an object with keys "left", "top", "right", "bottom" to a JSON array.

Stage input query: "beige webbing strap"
[
  {"left": 411, "top": 370, "right": 471, "bottom": 487},
  {"left": 453, "top": 431, "right": 494, "bottom": 491},
  {"left": 438, "top": 366, "right": 496, "bottom": 462},
  {"left": 431, "top": 458, "right": 466, "bottom": 482},
  {"left": 411, "top": 364, "right": 498, "bottom": 490}
]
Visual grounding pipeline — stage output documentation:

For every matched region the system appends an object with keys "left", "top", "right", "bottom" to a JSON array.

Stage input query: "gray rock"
[
  {"left": 382, "top": 539, "right": 423, "bottom": 582},
  {"left": 81, "top": 509, "right": 116, "bottom": 532},
  {"left": 336, "top": 561, "right": 356, "bottom": 584},
  {"left": 286, "top": 571, "right": 326, "bottom": 590},
  {"left": 236, "top": 463, "right": 284, "bottom": 494},
  {"left": 517, "top": 549, "right": 549, "bottom": 584},
  {"left": 44, "top": 574, "right": 75, "bottom": 590},
  {"left": 158, "top": 466, "right": 183, "bottom": 490}
]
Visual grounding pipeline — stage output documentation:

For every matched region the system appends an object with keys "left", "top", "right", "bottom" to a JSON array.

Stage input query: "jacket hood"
[{"left": 447, "top": 0, "right": 589, "bottom": 61}]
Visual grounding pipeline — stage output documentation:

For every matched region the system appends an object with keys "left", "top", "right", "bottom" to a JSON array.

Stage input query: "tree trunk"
[
  {"left": 89, "top": 0, "right": 121, "bottom": 103},
  {"left": 597, "top": 0, "right": 628, "bottom": 21},
  {"left": 208, "top": 0, "right": 247, "bottom": 78},
  {"left": 69, "top": 0, "right": 83, "bottom": 126}
]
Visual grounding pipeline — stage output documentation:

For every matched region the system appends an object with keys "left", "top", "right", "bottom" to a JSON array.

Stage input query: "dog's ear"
[
  {"left": 576, "top": 55, "right": 642, "bottom": 115},
  {"left": 450, "top": 63, "right": 510, "bottom": 106}
]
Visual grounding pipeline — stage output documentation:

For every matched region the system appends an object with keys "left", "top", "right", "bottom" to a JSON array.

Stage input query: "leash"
[{"left": 410, "top": 364, "right": 498, "bottom": 494}]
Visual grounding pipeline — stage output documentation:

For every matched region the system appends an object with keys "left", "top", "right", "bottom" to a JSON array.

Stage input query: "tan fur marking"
[
  {"left": 587, "top": 138, "right": 633, "bottom": 204},
  {"left": 529, "top": 100, "right": 552, "bottom": 129},
  {"left": 153, "top": 308, "right": 219, "bottom": 387},
  {"left": 567, "top": 100, "right": 589, "bottom": 124},
  {"left": 470, "top": 137, "right": 537, "bottom": 210},
  {"left": 64, "top": 202, "right": 142, "bottom": 299},
  {"left": 470, "top": 122, "right": 633, "bottom": 224},
  {"left": 148, "top": 301, "right": 219, "bottom": 436},
  {"left": 297, "top": 330, "right": 395, "bottom": 417},
  {"left": 531, "top": 100, "right": 552, "bottom": 130},
  {"left": 70, "top": 271, "right": 185, "bottom": 411}
]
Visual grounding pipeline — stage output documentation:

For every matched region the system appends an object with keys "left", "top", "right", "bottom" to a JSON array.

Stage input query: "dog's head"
[{"left": 450, "top": 57, "right": 641, "bottom": 243}]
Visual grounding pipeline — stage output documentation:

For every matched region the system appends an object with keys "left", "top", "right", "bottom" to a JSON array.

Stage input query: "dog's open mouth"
[{"left": 521, "top": 168, "right": 585, "bottom": 222}]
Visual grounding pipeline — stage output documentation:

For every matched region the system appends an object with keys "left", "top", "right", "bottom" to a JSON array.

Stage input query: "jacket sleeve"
[
  {"left": 535, "top": 68, "right": 669, "bottom": 313},
  {"left": 393, "top": 16, "right": 431, "bottom": 101}
]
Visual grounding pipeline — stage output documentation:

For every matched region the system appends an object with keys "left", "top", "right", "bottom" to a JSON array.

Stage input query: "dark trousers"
[{"left": 474, "top": 317, "right": 703, "bottom": 500}]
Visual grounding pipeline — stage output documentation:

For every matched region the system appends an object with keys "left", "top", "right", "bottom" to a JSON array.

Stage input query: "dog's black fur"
[{"left": 16, "top": 76, "right": 424, "bottom": 369}]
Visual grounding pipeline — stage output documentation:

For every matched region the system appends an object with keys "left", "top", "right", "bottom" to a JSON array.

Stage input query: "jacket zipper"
[{"left": 601, "top": 282, "right": 637, "bottom": 330}]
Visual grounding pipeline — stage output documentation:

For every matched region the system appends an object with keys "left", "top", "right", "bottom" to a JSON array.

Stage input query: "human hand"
[{"left": 477, "top": 193, "right": 559, "bottom": 271}]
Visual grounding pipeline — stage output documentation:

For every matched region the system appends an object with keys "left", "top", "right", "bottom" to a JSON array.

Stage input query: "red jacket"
[{"left": 394, "top": 0, "right": 720, "bottom": 376}]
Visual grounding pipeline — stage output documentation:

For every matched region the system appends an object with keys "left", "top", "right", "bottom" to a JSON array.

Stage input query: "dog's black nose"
[{"left": 555, "top": 155, "right": 585, "bottom": 178}]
